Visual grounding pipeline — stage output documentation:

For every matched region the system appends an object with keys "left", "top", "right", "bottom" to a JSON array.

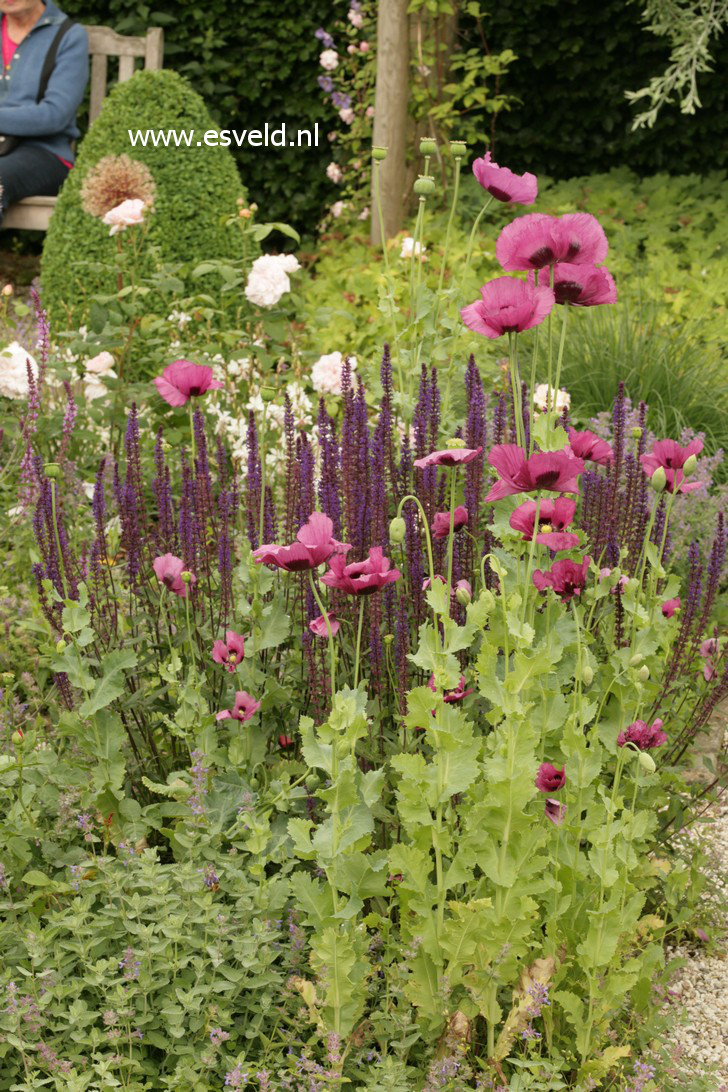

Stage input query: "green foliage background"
[
  {"left": 473, "top": 0, "right": 728, "bottom": 177},
  {"left": 40, "top": 69, "right": 247, "bottom": 323}
]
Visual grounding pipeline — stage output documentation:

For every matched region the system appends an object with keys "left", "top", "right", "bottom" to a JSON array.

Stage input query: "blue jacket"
[{"left": 0, "top": 0, "right": 88, "bottom": 163}]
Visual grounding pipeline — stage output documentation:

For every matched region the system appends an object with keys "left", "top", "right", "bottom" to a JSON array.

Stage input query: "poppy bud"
[
  {"left": 371, "top": 146, "right": 388, "bottom": 161},
  {"left": 651, "top": 467, "right": 667, "bottom": 492},
  {"left": 56, "top": 639, "right": 67, "bottom": 652},
  {"left": 44, "top": 462, "right": 61, "bottom": 480},
  {"left": 450, "top": 140, "right": 467, "bottom": 157},
  {"left": 2, "top": 283, "right": 13, "bottom": 296},
  {"left": 181, "top": 570, "right": 193, "bottom": 584},
  {"left": 419, "top": 137, "right": 437, "bottom": 156},
  {"left": 683, "top": 454, "right": 698, "bottom": 475},
  {"left": 638, "top": 751, "right": 656, "bottom": 774},
  {"left": 638, "top": 665, "right": 650, "bottom": 681},
  {"left": 631, "top": 426, "right": 643, "bottom": 439},
  {"left": 383, "top": 633, "right": 394, "bottom": 644},
  {"left": 413, "top": 175, "right": 436, "bottom": 196},
  {"left": 456, "top": 585, "right": 471, "bottom": 607},
  {"left": 581, "top": 665, "right": 593, "bottom": 686},
  {"left": 629, "top": 653, "right": 643, "bottom": 667},
  {"left": 11, "top": 729, "right": 24, "bottom": 745},
  {"left": 389, "top": 516, "right": 406, "bottom": 545}
]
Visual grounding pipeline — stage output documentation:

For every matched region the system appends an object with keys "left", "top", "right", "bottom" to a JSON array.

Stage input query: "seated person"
[{"left": 0, "top": 0, "right": 88, "bottom": 219}]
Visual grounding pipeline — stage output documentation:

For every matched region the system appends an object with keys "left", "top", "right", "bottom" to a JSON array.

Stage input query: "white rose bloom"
[
  {"left": 102, "top": 198, "right": 146, "bottom": 236},
  {"left": 84, "top": 369, "right": 116, "bottom": 401},
  {"left": 0, "top": 341, "right": 38, "bottom": 400},
  {"left": 326, "top": 162, "right": 343, "bottom": 183},
  {"left": 311, "top": 352, "right": 357, "bottom": 396},
  {"left": 245, "top": 254, "right": 299, "bottom": 308},
  {"left": 331, "top": 201, "right": 345, "bottom": 218},
  {"left": 533, "top": 384, "right": 571, "bottom": 414},
  {"left": 319, "top": 48, "right": 339, "bottom": 71},
  {"left": 85, "top": 350, "right": 115, "bottom": 375},
  {"left": 400, "top": 236, "right": 426, "bottom": 260},
  {"left": 348, "top": 10, "right": 364, "bottom": 27},
  {"left": 339, "top": 108, "right": 354, "bottom": 125}
]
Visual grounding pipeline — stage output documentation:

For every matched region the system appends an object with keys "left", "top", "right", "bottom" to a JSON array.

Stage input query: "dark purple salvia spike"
[
  {"left": 370, "top": 417, "right": 389, "bottom": 549},
  {"left": 283, "top": 393, "right": 296, "bottom": 541},
  {"left": 464, "top": 357, "right": 487, "bottom": 583},
  {"left": 55, "top": 671, "right": 74, "bottom": 711},
  {"left": 690, "top": 510, "right": 725, "bottom": 657},
  {"left": 380, "top": 344, "right": 397, "bottom": 496},
  {"left": 560, "top": 402, "right": 570, "bottom": 431},
  {"left": 493, "top": 391, "right": 507, "bottom": 447},
  {"left": 580, "top": 469, "right": 600, "bottom": 551},
  {"left": 217, "top": 487, "right": 233, "bottom": 625},
  {"left": 178, "top": 456, "right": 198, "bottom": 571},
  {"left": 152, "top": 430, "right": 175, "bottom": 552},
  {"left": 317, "top": 399, "right": 343, "bottom": 540},
  {"left": 663, "top": 540, "right": 703, "bottom": 688},
  {"left": 394, "top": 594, "right": 410, "bottom": 715},
  {"left": 33, "top": 561, "right": 60, "bottom": 632},
  {"left": 413, "top": 365, "right": 430, "bottom": 460},
  {"left": 92, "top": 456, "right": 107, "bottom": 534},
  {"left": 521, "top": 381, "right": 530, "bottom": 451},
  {"left": 121, "top": 475, "right": 142, "bottom": 582},
  {"left": 58, "top": 380, "right": 77, "bottom": 463},
  {"left": 369, "top": 608, "right": 384, "bottom": 705},
  {"left": 403, "top": 498, "right": 424, "bottom": 623},
  {"left": 428, "top": 366, "right": 441, "bottom": 450},
  {"left": 352, "top": 381, "right": 370, "bottom": 555},
  {"left": 246, "top": 411, "right": 261, "bottom": 550},
  {"left": 263, "top": 485, "right": 278, "bottom": 545},
  {"left": 297, "top": 434, "right": 315, "bottom": 530},
  {"left": 193, "top": 408, "right": 214, "bottom": 521}
]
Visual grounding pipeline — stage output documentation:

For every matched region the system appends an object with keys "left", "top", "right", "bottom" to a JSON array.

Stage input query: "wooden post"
[{"left": 370, "top": 0, "right": 410, "bottom": 245}]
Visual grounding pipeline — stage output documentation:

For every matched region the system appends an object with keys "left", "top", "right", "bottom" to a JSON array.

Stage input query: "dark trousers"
[{"left": 0, "top": 143, "right": 69, "bottom": 215}]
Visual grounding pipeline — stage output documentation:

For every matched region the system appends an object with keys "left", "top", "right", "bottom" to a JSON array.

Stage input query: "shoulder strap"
[{"left": 37, "top": 17, "right": 74, "bottom": 103}]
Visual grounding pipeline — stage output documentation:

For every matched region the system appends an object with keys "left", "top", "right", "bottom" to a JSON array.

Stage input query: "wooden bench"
[{"left": 2, "top": 25, "right": 164, "bottom": 231}]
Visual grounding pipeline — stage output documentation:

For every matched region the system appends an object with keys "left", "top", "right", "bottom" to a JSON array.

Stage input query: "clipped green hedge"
[{"left": 41, "top": 68, "right": 246, "bottom": 324}]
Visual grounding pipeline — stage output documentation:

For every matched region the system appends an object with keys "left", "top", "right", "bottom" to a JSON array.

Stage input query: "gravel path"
[{"left": 663, "top": 784, "right": 728, "bottom": 1085}]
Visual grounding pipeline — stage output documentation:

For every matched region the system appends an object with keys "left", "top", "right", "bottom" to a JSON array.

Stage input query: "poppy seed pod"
[
  {"left": 414, "top": 175, "right": 436, "bottom": 196},
  {"left": 638, "top": 751, "right": 657, "bottom": 774},
  {"left": 651, "top": 467, "right": 667, "bottom": 492},
  {"left": 631, "top": 426, "right": 643, "bottom": 439},
  {"left": 260, "top": 387, "right": 277, "bottom": 403},
  {"left": 450, "top": 140, "right": 467, "bottom": 157},
  {"left": 389, "top": 516, "right": 406, "bottom": 545},
  {"left": 419, "top": 137, "right": 437, "bottom": 156},
  {"left": 371, "top": 146, "right": 388, "bottom": 161},
  {"left": 44, "top": 462, "right": 61, "bottom": 480}
]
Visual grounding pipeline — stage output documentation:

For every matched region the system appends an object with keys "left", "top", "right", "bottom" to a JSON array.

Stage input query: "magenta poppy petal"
[{"left": 154, "top": 375, "right": 189, "bottom": 407}]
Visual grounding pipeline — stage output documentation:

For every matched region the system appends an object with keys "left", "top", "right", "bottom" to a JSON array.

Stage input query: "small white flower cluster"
[
  {"left": 311, "top": 351, "right": 357, "bottom": 396},
  {"left": 533, "top": 384, "right": 571, "bottom": 414},
  {"left": 244, "top": 254, "right": 301, "bottom": 309},
  {"left": 167, "top": 309, "right": 193, "bottom": 331},
  {"left": 208, "top": 380, "right": 313, "bottom": 469},
  {"left": 400, "top": 236, "right": 426, "bottom": 260},
  {"left": 0, "top": 341, "right": 38, "bottom": 400},
  {"left": 102, "top": 198, "right": 146, "bottom": 237},
  {"left": 326, "top": 162, "right": 343, "bottom": 184},
  {"left": 83, "top": 351, "right": 117, "bottom": 402},
  {"left": 319, "top": 48, "right": 338, "bottom": 71}
]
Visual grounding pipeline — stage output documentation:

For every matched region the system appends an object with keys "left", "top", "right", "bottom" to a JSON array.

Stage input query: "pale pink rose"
[
  {"left": 348, "top": 9, "right": 364, "bottom": 27},
  {"left": 360, "top": 41, "right": 370, "bottom": 52},
  {"left": 85, "top": 350, "right": 115, "bottom": 375},
  {"left": 358, "top": 206, "right": 370, "bottom": 221},
  {"left": 326, "top": 162, "right": 343, "bottom": 183},
  {"left": 331, "top": 201, "right": 346, "bottom": 218},
  {"left": 102, "top": 198, "right": 146, "bottom": 236},
  {"left": 339, "top": 108, "right": 355, "bottom": 125},
  {"left": 365, "top": 105, "right": 374, "bottom": 118},
  {"left": 347, "top": 44, "right": 357, "bottom": 55},
  {"left": 319, "top": 48, "right": 339, "bottom": 71},
  {"left": 311, "top": 351, "right": 357, "bottom": 396}
]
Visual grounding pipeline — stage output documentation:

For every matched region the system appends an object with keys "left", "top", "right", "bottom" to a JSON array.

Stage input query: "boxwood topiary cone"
[{"left": 41, "top": 68, "right": 248, "bottom": 327}]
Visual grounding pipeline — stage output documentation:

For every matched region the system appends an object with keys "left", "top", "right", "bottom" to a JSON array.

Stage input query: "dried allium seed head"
[{"left": 81, "top": 154, "right": 156, "bottom": 218}]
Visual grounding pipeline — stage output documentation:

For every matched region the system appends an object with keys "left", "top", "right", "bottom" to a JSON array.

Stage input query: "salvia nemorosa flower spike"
[
  {"left": 283, "top": 393, "right": 296, "bottom": 541},
  {"left": 297, "top": 435, "right": 315, "bottom": 532},
  {"left": 492, "top": 391, "right": 507, "bottom": 447},
  {"left": 380, "top": 344, "right": 397, "bottom": 497},
  {"left": 370, "top": 418, "right": 389, "bottom": 549},
  {"left": 317, "top": 399, "right": 343, "bottom": 541},
  {"left": 246, "top": 411, "right": 261, "bottom": 550},
  {"left": 464, "top": 356, "right": 487, "bottom": 581},
  {"left": 663, "top": 540, "right": 703, "bottom": 689},
  {"left": 152, "top": 430, "right": 175, "bottom": 552},
  {"left": 30, "top": 285, "right": 49, "bottom": 389},
  {"left": 59, "top": 380, "right": 77, "bottom": 463}
]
